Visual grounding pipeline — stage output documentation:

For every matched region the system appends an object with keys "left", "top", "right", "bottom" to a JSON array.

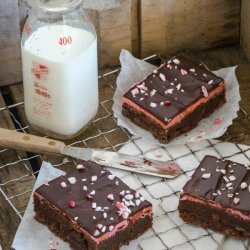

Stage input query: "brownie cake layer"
[
  {"left": 122, "top": 88, "right": 225, "bottom": 143},
  {"left": 179, "top": 195, "right": 250, "bottom": 239},
  {"left": 34, "top": 161, "right": 153, "bottom": 250},
  {"left": 122, "top": 55, "right": 226, "bottom": 143},
  {"left": 34, "top": 196, "right": 152, "bottom": 250},
  {"left": 178, "top": 155, "right": 250, "bottom": 239}
]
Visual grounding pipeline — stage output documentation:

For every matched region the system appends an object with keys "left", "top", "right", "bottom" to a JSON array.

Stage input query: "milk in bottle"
[{"left": 21, "top": 0, "right": 98, "bottom": 138}]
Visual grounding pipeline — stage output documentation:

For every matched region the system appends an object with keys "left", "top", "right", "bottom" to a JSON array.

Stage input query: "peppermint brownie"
[
  {"left": 178, "top": 155, "right": 250, "bottom": 238},
  {"left": 122, "top": 56, "right": 226, "bottom": 143},
  {"left": 34, "top": 161, "right": 152, "bottom": 250}
]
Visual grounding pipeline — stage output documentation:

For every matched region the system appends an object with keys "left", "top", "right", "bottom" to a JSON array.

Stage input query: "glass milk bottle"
[{"left": 21, "top": 0, "right": 98, "bottom": 139}]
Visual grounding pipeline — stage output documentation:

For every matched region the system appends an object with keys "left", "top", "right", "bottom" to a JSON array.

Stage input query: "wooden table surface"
[{"left": 0, "top": 45, "right": 249, "bottom": 250}]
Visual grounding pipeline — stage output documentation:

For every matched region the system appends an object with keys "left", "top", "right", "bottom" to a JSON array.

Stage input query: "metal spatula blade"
[{"left": 0, "top": 128, "right": 181, "bottom": 178}]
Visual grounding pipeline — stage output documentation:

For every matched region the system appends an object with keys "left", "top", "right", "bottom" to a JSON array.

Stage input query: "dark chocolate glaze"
[
  {"left": 35, "top": 161, "right": 151, "bottom": 238},
  {"left": 124, "top": 55, "right": 224, "bottom": 124},
  {"left": 182, "top": 155, "right": 250, "bottom": 215}
]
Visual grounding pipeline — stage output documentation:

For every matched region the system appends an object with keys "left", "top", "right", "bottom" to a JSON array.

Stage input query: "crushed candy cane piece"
[
  {"left": 76, "top": 164, "right": 85, "bottom": 170},
  {"left": 108, "top": 175, "right": 115, "bottom": 180},
  {"left": 131, "top": 88, "right": 139, "bottom": 97},
  {"left": 159, "top": 73, "right": 166, "bottom": 81},
  {"left": 201, "top": 86, "right": 208, "bottom": 98},
  {"left": 241, "top": 182, "right": 247, "bottom": 190},
  {"left": 150, "top": 102, "right": 157, "bottom": 108},
  {"left": 107, "top": 194, "right": 114, "bottom": 201},
  {"left": 173, "top": 58, "right": 180, "bottom": 64},
  {"left": 202, "top": 173, "right": 211, "bottom": 179},
  {"left": 181, "top": 69, "right": 188, "bottom": 75},
  {"left": 91, "top": 176, "right": 97, "bottom": 182},
  {"left": 68, "top": 177, "right": 76, "bottom": 184},
  {"left": 60, "top": 182, "right": 67, "bottom": 188},
  {"left": 94, "top": 229, "right": 100, "bottom": 237}
]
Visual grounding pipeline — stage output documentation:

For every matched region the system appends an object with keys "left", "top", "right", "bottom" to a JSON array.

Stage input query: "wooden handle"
[{"left": 0, "top": 128, "right": 65, "bottom": 155}]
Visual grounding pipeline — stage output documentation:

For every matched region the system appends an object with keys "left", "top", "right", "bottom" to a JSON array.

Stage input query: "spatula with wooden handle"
[{"left": 0, "top": 127, "right": 181, "bottom": 178}]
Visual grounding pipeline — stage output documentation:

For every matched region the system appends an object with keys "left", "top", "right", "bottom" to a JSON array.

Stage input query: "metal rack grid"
[{"left": 0, "top": 54, "right": 250, "bottom": 250}]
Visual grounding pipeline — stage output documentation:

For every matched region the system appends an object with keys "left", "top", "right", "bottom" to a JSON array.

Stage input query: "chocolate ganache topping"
[
  {"left": 35, "top": 161, "right": 151, "bottom": 238},
  {"left": 124, "top": 56, "right": 224, "bottom": 124},
  {"left": 182, "top": 155, "right": 250, "bottom": 215}
]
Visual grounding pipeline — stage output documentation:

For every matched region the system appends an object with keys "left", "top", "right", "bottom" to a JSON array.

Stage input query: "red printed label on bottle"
[
  {"left": 31, "top": 62, "right": 52, "bottom": 118},
  {"left": 24, "top": 23, "right": 31, "bottom": 35},
  {"left": 31, "top": 62, "right": 49, "bottom": 81},
  {"left": 59, "top": 36, "right": 72, "bottom": 46}
]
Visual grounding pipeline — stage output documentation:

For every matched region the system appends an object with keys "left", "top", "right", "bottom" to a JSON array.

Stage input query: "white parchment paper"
[
  {"left": 12, "top": 162, "right": 154, "bottom": 250},
  {"left": 12, "top": 162, "right": 68, "bottom": 250},
  {"left": 113, "top": 50, "right": 241, "bottom": 145}
]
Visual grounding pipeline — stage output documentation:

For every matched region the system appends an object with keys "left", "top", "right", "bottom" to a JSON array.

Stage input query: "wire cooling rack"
[{"left": 0, "top": 54, "right": 250, "bottom": 250}]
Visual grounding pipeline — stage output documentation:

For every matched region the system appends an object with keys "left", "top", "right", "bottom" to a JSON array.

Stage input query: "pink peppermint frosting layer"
[
  {"left": 122, "top": 82, "right": 225, "bottom": 130},
  {"left": 180, "top": 193, "right": 250, "bottom": 222},
  {"left": 34, "top": 192, "right": 152, "bottom": 245}
]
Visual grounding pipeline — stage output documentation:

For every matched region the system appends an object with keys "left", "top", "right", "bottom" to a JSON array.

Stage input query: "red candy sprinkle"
[
  {"left": 69, "top": 200, "right": 76, "bottom": 208},
  {"left": 164, "top": 101, "right": 172, "bottom": 106},
  {"left": 116, "top": 201, "right": 127, "bottom": 210},
  {"left": 214, "top": 117, "right": 222, "bottom": 125}
]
